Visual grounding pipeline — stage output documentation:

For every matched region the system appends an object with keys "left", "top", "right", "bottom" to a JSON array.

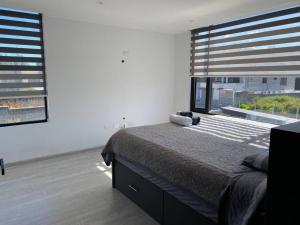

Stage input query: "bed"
[{"left": 101, "top": 115, "right": 273, "bottom": 225}]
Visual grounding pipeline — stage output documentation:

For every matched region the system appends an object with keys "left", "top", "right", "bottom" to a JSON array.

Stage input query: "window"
[
  {"left": 190, "top": 6, "right": 300, "bottom": 123},
  {"left": 227, "top": 77, "right": 240, "bottom": 83},
  {"left": 262, "top": 78, "right": 268, "bottom": 84},
  {"left": 280, "top": 77, "right": 287, "bottom": 85},
  {"left": 296, "top": 78, "right": 300, "bottom": 90},
  {"left": 192, "top": 76, "right": 300, "bottom": 119},
  {"left": 0, "top": 8, "right": 47, "bottom": 127},
  {"left": 214, "top": 77, "right": 223, "bottom": 83}
]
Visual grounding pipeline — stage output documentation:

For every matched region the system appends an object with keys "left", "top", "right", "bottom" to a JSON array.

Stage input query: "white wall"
[
  {"left": 0, "top": 17, "right": 175, "bottom": 163},
  {"left": 174, "top": 32, "right": 191, "bottom": 112}
]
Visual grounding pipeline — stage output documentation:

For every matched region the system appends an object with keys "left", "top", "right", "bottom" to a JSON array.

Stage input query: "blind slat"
[
  {"left": 0, "top": 90, "right": 46, "bottom": 98},
  {"left": 0, "top": 65, "right": 44, "bottom": 71},
  {"left": 0, "top": 38, "right": 41, "bottom": 46},
  {"left": 194, "top": 65, "right": 300, "bottom": 73},
  {"left": 194, "top": 36, "right": 300, "bottom": 53},
  {"left": 193, "top": 56, "right": 300, "bottom": 66},
  {"left": 0, "top": 47, "right": 42, "bottom": 54},
  {"left": 0, "top": 82, "right": 44, "bottom": 89},
  {"left": 0, "top": 74, "right": 44, "bottom": 80},
  {"left": 0, "top": 18, "right": 41, "bottom": 29},
  {"left": 193, "top": 46, "right": 300, "bottom": 60},
  {"left": 0, "top": 9, "right": 40, "bottom": 20},
  {"left": 0, "top": 56, "right": 43, "bottom": 63},
  {"left": 194, "top": 26, "right": 300, "bottom": 46},
  {"left": 0, "top": 28, "right": 41, "bottom": 37}
]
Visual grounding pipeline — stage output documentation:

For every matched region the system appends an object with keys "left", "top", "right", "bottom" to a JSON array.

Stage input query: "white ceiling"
[{"left": 0, "top": 0, "right": 299, "bottom": 34}]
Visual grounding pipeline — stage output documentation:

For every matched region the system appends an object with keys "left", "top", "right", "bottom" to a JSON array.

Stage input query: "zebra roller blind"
[
  {"left": 190, "top": 6, "right": 300, "bottom": 77},
  {"left": 0, "top": 8, "right": 47, "bottom": 99}
]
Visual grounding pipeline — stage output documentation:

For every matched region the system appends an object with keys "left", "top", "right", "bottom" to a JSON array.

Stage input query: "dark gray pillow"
[{"left": 243, "top": 151, "right": 269, "bottom": 172}]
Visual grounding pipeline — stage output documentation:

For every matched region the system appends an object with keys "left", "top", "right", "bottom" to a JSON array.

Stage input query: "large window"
[
  {"left": 190, "top": 6, "right": 300, "bottom": 124},
  {"left": 192, "top": 77, "right": 300, "bottom": 121},
  {"left": 0, "top": 8, "right": 48, "bottom": 127}
]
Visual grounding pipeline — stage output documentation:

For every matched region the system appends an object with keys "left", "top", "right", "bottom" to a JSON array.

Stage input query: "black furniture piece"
[
  {"left": 112, "top": 159, "right": 216, "bottom": 225},
  {"left": 267, "top": 121, "right": 300, "bottom": 225},
  {"left": 112, "top": 157, "right": 265, "bottom": 225},
  {"left": 0, "top": 158, "right": 4, "bottom": 175}
]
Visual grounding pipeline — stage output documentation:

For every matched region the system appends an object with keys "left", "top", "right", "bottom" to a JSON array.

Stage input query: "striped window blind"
[
  {"left": 0, "top": 8, "right": 47, "bottom": 99},
  {"left": 190, "top": 6, "right": 300, "bottom": 77}
]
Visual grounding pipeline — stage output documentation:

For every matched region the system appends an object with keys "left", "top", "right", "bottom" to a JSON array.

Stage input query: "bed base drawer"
[{"left": 114, "top": 160, "right": 163, "bottom": 224}]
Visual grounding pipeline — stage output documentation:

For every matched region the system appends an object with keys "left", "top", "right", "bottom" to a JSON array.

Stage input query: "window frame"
[
  {"left": 190, "top": 77, "right": 212, "bottom": 114},
  {"left": 0, "top": 9, "right": 48, "bottom": 127}
]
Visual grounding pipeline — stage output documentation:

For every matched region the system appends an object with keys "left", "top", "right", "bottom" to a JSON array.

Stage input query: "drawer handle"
[{"left": 128, "top": 185, "right": 138, "bottom": 193}]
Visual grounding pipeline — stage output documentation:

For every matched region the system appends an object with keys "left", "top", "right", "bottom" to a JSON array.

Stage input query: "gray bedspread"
[
  {"left": 102, "top": 118, "right": 270, "bottom": 224},
  {"left": 219, "top": 167, "right": 267, "bottom": 225}
]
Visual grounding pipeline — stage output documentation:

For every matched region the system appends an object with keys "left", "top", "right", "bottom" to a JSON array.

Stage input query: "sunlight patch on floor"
[
  {"left": 104, "top": 171, "right": 112, "bottom": 179},
  {"left": 96, "top": 162, "right": 112, "bottom": 179}
]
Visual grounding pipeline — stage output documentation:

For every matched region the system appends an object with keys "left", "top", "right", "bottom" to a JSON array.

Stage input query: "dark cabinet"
[{"left": 266, "top": 121, "right": 300, "bottom": 225}]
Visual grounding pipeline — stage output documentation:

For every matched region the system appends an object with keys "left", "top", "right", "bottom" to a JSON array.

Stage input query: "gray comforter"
[{"left": 102, "top": 120, "right": 269, "bottom": 225}]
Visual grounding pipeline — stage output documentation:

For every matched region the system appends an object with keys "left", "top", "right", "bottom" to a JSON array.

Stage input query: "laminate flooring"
[{"left": 0, "top": 149, "right": 158, "bottom": 225}]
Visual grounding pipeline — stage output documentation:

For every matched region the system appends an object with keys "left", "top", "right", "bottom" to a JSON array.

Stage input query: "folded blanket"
[
  {"left": 176, "top": 111, "right": 201, "bottom": 125},
  {"left": 169, "top": 114, "right": 192, "bottom": 126}
]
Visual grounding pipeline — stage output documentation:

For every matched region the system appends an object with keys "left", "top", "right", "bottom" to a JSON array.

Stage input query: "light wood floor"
[{"left": 0, "top": 149, "right": 158, "bottom": 225}]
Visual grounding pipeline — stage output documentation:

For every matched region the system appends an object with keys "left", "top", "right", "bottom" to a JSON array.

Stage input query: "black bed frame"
[{"left": 111, "top": 122, "right": 300, "bottom": 225}]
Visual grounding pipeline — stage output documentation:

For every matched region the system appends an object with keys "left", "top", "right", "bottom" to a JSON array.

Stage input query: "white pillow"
[{"left": 169, "top": 114, "right": 192, "bottom": 127}]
